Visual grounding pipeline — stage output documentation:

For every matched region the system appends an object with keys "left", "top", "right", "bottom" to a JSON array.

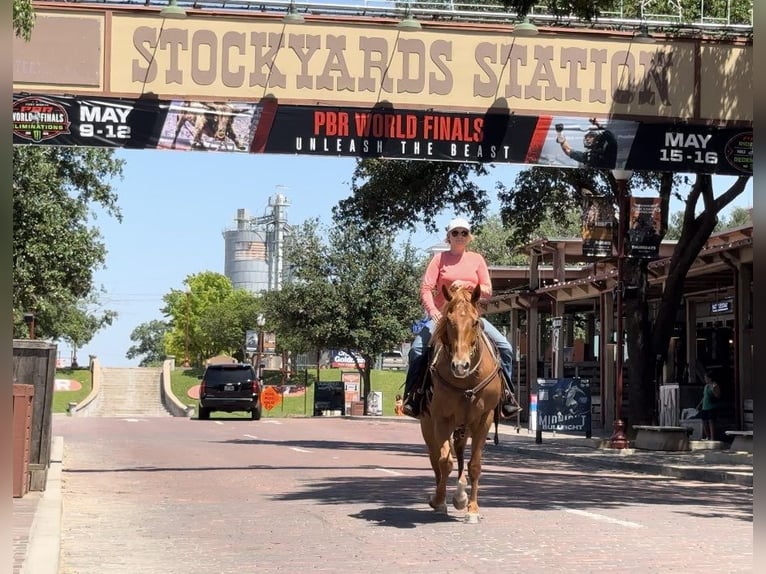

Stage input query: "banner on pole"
[
  {"left": 627, "top": 197, "right": 663, "bottom": 259},
  {"left": 582, "top": 196, "right": 615, "bottom": 258}
]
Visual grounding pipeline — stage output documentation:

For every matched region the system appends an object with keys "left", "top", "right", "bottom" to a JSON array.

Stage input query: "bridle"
[{"left": 432, "top": 322, "right": 501, "bottom": 404}]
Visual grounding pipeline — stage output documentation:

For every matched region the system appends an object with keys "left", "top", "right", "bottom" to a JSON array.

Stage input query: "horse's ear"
[
  {"left": 442, "top": 284, "right": 452, "bottom": 301},
  {"left": 471, "top": 286, "right": 481, "bottom": 305}
]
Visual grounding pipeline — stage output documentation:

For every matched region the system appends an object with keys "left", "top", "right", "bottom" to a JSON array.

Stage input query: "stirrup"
[
  {"left": 402, "top": 400, "right": 420, "bottom": 418},
  {"left": 501, "top": 402, "right": 522, "bottom": 418}
]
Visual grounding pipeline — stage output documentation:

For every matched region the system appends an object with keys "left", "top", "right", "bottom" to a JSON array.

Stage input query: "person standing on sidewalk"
[
  {"left": 401, "top": 216, "right": 521, "bottom": 419},
  {"left": 697, "top": 373, "right": 721, "bottom": 440}
]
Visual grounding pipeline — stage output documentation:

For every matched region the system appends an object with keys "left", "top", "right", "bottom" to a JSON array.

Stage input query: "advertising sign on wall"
[{"left": 12, "top": 93, "right": 753, "bottom": 176}]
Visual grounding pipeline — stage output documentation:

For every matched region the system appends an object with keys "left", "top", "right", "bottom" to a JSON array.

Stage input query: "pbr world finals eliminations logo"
[{"left": 13, "top": 96, "right": 71, "bottom": 142}]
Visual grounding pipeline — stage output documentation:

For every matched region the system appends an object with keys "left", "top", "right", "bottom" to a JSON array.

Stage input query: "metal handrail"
[{"left": 41, "top": 0, "right": 754, "bottom": 36}]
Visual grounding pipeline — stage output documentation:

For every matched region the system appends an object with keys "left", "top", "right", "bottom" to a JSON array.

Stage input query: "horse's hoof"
[
  {"left": 464, "top": 512, "right": 480, "bottom": 524},
  {"left": 428, "top": 497, "right": 448, "bottom": 514},
  {"left": 452, "top": 495, "right": 468, "bottom": 511}
]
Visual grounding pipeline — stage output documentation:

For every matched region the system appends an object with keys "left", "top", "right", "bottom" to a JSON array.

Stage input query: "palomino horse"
[{"left": 419, "top": 284, "right": 503, "bottom": 523}]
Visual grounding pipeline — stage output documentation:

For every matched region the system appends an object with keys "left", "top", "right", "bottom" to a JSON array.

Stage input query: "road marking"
[
  {"left": 123, "top": 418, "right": 140, "bottom": 422},
  {"left": 243, "top": 434, "right": 258, "bottom": 440},
  {"left": 263, "top": 420, "right": 282, "bottom": 425},
  {"left": 557, "top": 506, "right": 644, "bottom": 528},
  {"left": 290, "top": 447, "right": 310, "bottom": 453},
  {"left": 375, "top": 468, "right": 403, "bottom": 476},
  {"left": 214, "top": 421, "right": 224, "bottom": 425}
]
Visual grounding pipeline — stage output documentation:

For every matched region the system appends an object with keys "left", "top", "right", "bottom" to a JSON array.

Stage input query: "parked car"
[
  {"left": 381, "top": 350, "right": 407, "bottom": 370},
  {"left": 198, "top": 363, "right": 262, "bottom": 420}
]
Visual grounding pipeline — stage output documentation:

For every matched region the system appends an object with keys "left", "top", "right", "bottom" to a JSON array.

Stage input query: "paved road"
[{"left": 54, "top": 416, "right": 752, "bottom": 574}]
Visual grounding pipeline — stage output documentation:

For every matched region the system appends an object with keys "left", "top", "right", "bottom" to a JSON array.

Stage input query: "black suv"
[{"left": 198, "top": 363, "right": 262, "bottom": 420}]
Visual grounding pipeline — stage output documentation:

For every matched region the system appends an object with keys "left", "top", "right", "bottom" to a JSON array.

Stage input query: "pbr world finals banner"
[{"left": 12, "top": 93, "right": 753, "bottom": 176}]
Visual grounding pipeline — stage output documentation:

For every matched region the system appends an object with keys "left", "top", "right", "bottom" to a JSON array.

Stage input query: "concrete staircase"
[{"left": 89, "top": 367, "right": 171, "bottom": 417}]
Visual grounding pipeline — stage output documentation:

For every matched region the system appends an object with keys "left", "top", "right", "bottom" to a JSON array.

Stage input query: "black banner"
[
  {"left": 261, "top": 106, "right": 544, "bottom": 163},
  {"left": 13, "top": 94, "right": 167, "bottom": 148},
  {"left": 627, "top": 197, "right": 663, "bottom": 258},
  {"left": 536, "top": 378, "right": 591, "bottom": 435},
  {"left": 313, "top": 381, "right": 345, "bottom": 416},
  {"left": 12, "top": 93, "right": 752, "bottom": 175},
  {"left": 581, "top": 196, "right": 615, "bottom": 259}
]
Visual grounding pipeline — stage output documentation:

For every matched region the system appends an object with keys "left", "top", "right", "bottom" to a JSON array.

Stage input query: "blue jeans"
[{"left": 404, "top": 318, "right": 515, "bottom": 395}]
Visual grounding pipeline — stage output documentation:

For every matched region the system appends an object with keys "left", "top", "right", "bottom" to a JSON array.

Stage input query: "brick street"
[{"left": 54, "top": 417, "right": 752, "bottom": 574}]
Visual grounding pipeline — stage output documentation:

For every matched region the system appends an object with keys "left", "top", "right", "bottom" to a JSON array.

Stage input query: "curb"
[
  {"left": 347, "top": 416, "right": 753, "bottom": 487},
  {"left": 498, "top": 442, "right": 753, "bottom": 487},
  {"left": 22, "top": 436, "right": 63, "bottom": 574}
]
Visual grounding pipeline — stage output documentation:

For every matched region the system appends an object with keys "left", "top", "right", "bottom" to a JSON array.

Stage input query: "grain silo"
[
  {"left": 223, "top": 194, "right": 292, "bottom": 293},
  {"left": 223, "top": 208, "right": 270, "bottom": 293}
]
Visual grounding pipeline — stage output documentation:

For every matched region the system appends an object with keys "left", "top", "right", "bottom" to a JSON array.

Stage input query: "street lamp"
[
  {"left": 183, "top": 291, "right": 191, "bottom": 368},
  {"left": 610, "top": 169, "right": 633, "bottom": 449},
  {"left": 23, "top": 312, "right": 35, "bottom": 339},
  {"left": 255, "top": 313, "right": 266, "bottom": 381}
]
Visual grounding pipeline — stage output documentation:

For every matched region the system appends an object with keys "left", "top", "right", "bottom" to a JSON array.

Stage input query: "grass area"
[
  {"left": 170, "top": 367, "right": 407, "bottom": 419},
  {"left": 52, "top": 368, "right": 93, "bottom": 413}
]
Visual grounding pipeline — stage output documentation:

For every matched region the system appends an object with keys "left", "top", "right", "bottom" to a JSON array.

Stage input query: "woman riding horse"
[
  {"left": 420, "top": 283, "right": 504, "bottom": 521},
  {"left": 402, "top": 217, "right": 520, "bottom": 418}
]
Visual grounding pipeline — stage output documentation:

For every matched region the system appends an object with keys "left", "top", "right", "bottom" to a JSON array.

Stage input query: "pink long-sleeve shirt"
[{"left": 420, "top": 250, "right": 492, "bottom": 317}]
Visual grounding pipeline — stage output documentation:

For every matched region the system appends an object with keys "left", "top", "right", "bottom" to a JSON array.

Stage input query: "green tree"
[
  {"left": 161, "top": 272, "right": 262, "bottom": 366},
  {"left": 262, "top": 220, "right": 423, "bottom": 407},
  {"left": 13, "top": 147, "right": 123, "bottom": 343},
  {"left": 126, "top": 319, "right": 171, "bottom": 367},
  {"left": 198, "top": 288, "right": 262, "bottom": 361},
  {"left": 470, "top": 214, "right": 527, "bottom": 265},
  {"left": 666, "top": 204, "right": 751, "bottom": 239},
  {"left": 13, "top": 0, "right": 35, "bottom": 40}
]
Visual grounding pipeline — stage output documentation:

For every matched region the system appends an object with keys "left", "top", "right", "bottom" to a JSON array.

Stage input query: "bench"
[
  {"left": 633, "top": 425, "right": 691, "bottom": 451},
  {"left": 725, "top": 430, "right": 753, "bottom": 453}
]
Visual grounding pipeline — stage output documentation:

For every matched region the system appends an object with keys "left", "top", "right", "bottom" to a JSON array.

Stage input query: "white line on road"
[
  {"left": 557, "top": 506, "right": 644, "bottom": 528},
  {"left": 375, "top": 468, "right": 403, "bottom": 476},
  {"left": 123, "top": 418, "right": 141, "bottom": 422},
  {"left": 214, "top": 421, "right": 224, "bottom": 425},
  {"left": 243, "top": 434, "right": 258, "bottom": 440},
  {"left": 263, "top": 420, "right": 282, "bottom": 425},
  {"left": 290, "top": 447, "right": 311, "bottom": 453}
]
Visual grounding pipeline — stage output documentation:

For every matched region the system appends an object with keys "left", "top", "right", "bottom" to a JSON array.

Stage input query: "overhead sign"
[
  {"left": 12, "top": 8, "right": 752, "bottom": 125},
  {"left": 11, "top": 93, "right": 753, "bottom": 175}
]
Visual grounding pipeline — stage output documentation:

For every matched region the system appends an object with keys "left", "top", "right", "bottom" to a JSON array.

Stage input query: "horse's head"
[{"left": 435, "top": 284, "right": 481, "bottom": 378}]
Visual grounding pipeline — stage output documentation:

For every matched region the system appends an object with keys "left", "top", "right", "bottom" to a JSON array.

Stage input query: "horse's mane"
[{"left": 431, "top": 286, "right": 477, "bottom": 345}]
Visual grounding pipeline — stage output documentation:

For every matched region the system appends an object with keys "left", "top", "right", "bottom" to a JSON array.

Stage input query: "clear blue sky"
[{"left": 64, "top": 150, "right": 753, "bottom": 367}]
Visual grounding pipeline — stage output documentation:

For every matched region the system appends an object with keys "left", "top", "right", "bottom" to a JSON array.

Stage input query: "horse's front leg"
[
  {"left": 465, "top": 413, "right": 494, "bottom": 523},
  {"left": 428, "top": 418, "right": 453, "bottom": 514},
  {"left": 452, "top": 429, "right": 468, "bottom": 511}
]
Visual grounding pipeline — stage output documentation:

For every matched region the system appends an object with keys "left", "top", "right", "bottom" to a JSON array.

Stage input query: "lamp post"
[
  {"left": 610, "top": 169, "right": 633, "bottom": 449},
  {"left": 183, "top": 291, "right": 190, "bottom": 368},
  {"left": 255, "top": 313, "right": 266, "bottom": 381},
  {"left": 23, "top": 312, "right": 35, "bottom": 339}
]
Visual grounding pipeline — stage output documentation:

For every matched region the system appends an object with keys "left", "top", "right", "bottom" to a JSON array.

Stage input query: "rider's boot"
[
  {"left": 500, "top": 377, "right": 522, "bottom": 419},
  {"left": 402, "top": 354, "right": 426, "bottom": 418}
]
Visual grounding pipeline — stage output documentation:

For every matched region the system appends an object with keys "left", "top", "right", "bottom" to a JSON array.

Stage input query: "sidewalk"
[
  {"left": 11, "top": 419, "right": 752, "bottom": 574},
  {"left": 12, "top": 436, "right": 63, "bottom": 574},
  {"left": 489, "top": 421, "right": 753, "bottom": 487}
]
